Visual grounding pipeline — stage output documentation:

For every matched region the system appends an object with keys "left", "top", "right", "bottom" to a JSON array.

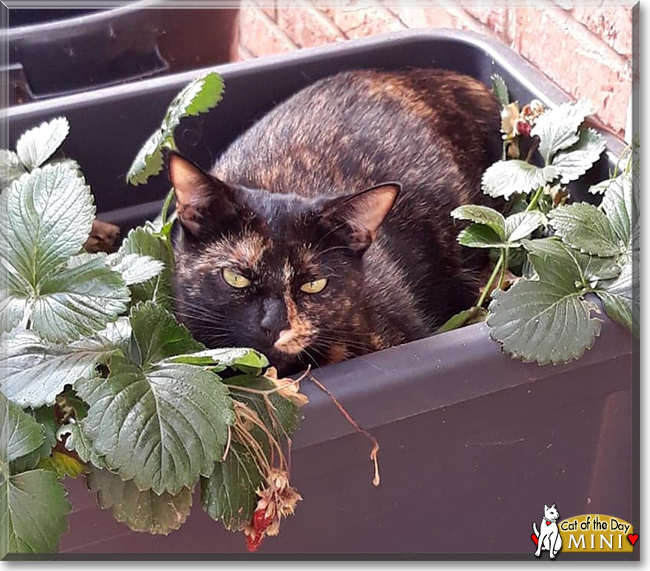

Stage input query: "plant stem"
[
  {"left": 498, "top": 247, "right": 509, "bottom": 289},
  {"left": 160, "top": 188, "right": 175, "bottom": 227},
  {"left": 526, "top": 185, "right": 546, "bottom": 212},
  {"left": 525, "top": 136, "right": 540, "bottom": 164},
  {"left": 477, "top": 254, "right": 504, "bottom": 308}
]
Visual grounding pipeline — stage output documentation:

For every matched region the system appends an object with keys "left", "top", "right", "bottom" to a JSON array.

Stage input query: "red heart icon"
[
  {"left": 628, "top": 534, "right": 639, "bottom": 546},
  {"left": 531, "top": 534, "right": 539, "bottom": 546}
]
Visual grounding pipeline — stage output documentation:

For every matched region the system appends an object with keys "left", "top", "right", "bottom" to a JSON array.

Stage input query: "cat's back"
[{"left": 213, "top": 68, "right": 501, "bottom": 203}]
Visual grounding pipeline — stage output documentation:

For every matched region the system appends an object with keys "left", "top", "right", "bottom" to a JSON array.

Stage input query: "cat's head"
[
  {"left": 544, "top": 504, "right": 560, "bottom": 521},
  {"left": 167, "top": 151, "right": 400, "bottom": 375}
]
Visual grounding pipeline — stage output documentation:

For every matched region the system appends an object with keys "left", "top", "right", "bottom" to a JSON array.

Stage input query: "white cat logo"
[{"left": 533, "top": 503, "right": 563, "bottom": 559}]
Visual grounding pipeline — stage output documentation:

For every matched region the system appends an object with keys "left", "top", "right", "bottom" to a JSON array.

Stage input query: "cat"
[
  {"left": 168, "top": 68, "right": 502, "bottom": 376},
  {"left": 533, "top": 503, "right": 563, "bottom": 559}
]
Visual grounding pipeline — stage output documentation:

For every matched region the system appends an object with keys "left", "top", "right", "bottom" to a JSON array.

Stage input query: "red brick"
[
  {"left": 464, "top": 7, "right": 510, "bottom": 42},
  {"left": 511, "top": 8, "right": 631, "bottom": 134},
  {"left": 238, "top": 7, "right": 297, "bottom": 58},
  {"left": 387, "top": 6, "right": 458, "bottom": 30},
  {"left": 319, "top": 7, "right": 406, "bottom": 39},
  {"left": 277, "top": 8, "right": 346, "bottom": 48},
  {"left": 572, "top": 7, "right": 633, "bottom": 57}
]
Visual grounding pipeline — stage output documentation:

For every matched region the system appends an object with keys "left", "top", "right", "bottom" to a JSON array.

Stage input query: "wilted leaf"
[
  {"left": 201, "top": 443, "right": 262, "bottom": 531},
  {"left": 531, "top": 99, "right": 594, "bottom": 163},
  {"left": 15, "top": 117, "right": 70, "bottom": 171},
  {"left": 551, "top": 128, "right": 606, "bottom": 183},
  {"left": 482, "top": 160, "right": 557, "bottom": 199},
  {"left": 37, "top": 451, "right": 88, "bottom": 479},
  {"left": 87, "top": 468, "right": 193, "bottom": 535}
]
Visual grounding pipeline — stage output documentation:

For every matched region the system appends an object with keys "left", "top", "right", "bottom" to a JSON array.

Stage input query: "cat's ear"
[
  {"left": 167, "top": 151, "right": 241, "bottom": 239},
  {"left": 319, "top": 182, "right": 401, "bottom": 252},
  {"left": 545, "top": 505, "right": 549, "bottom": 511}
]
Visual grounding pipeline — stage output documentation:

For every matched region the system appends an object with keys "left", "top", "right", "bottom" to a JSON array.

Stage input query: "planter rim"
[
  {"left": 2, "top": 0, "right": 162, "bottom": 38},
  {"left": 3, "top": 28, "right": 626, "bottom": 155}
]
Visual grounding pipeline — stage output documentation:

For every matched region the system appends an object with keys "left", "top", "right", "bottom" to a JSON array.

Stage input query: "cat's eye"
[
  {"left": 223, "top": 269, "right": 251, "bottom": 289},
  {"left": 300, "top": 278, "right": 328, "bottom": 294}
]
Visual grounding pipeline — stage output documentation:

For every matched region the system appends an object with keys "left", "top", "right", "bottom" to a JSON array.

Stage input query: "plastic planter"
[{"left": 4, "top": 29, "right": 636, "bottom": 559}]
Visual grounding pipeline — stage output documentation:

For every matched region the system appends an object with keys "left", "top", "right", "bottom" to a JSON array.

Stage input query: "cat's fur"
[
  {"left": 533, "top": 504, "right": 563, "bottom": 559},
  {"left": 169, "top": 69, "right": 502, "bottom": 375}
]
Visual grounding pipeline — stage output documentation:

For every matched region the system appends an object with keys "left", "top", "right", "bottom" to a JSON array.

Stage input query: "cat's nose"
[{"left": 260, "top": 297, "right": 289, "bottom": 343}]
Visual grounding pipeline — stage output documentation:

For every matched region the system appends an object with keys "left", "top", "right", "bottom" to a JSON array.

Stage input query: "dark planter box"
[
  {"left": 2, "top": 2, "right": 239, "bottom": 105},
  {"left": 5, "top": 30, "right": 636, "bottom": 558}
]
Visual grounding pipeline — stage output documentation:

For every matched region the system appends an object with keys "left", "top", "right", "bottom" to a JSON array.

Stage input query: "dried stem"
[{"left": 307, "top": 374, "right": 381, "bottom": 487}]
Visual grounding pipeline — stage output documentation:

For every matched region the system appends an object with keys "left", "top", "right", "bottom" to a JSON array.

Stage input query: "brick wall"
[{"left": 237, "top": 1, "right": 635, "bottom": 137}]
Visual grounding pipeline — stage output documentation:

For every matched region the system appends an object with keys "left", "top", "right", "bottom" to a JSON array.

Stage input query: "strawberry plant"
[
  {"left": 0, "top": 72, "right": 305, "bottom": 559},
  {"left": 442, "top": 75, "right": 638, "bottom": 364}
]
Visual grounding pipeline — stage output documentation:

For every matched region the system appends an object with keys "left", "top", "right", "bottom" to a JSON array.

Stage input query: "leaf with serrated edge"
[
  {"left": 37, "top": 451, "right": 88, "bottom": 479},
  {"left": 482, "top": 160, "right": 558, "bottom": 199},
  {"left": 76, "top": 354, "right": 234, "bottom": 495},
  {"left": 0, "top": 326, "right": 120, "bottom": 408},
  {"left": 600, "top": 172, "right": 634, "bottom": 246},
  {"left": 15, "top": 117, "right": 70, "bottom": 170},
  {"left": 549, "top": 203, "right": 621, "bottom": 257},
  {"left": 487, "top": 280, "right": 602, "bottom": 365},
  {"left": 458, "top": 225, "right": 512, "bottom": 249},
  {"left": 451, "top": 205, "right": 505, "bottom": 239},
  {"left": 504, "top": 211, "right": 545, "bottom": 242},
  {"left": 58, "top": 421, "right": 108, "bottom": 470},
  {"left": 120, "top": 228, "right": 175, "bottom": 309},
  {"left": 0, "top": 392, "right": 45, "bottom": 464},
  {"left": 106, "top": 252, "right": 164, "bottom": 286},
  {"left": 30, "top": 256, "right": 130, "bottom": 343},
  {"left": 88, "top": 468, "right": 193, "bottom": 535},
  {"left": 552, "top": 128, "right": 606, "bottom": 184},
  {"left": 126, "top": 129, "right": 167, "bottom": 186},
  {"left": 130, "top": 301, "right": 203, "bottom": 367},
  {"left": 0, "top": 151, "right": 26, "bottom": 189},
  {"left": 10, "top": 407, "right": 58, "bottom": 473},
  {"left": 0, "top": 469, "right": 71, "bottom": 558},
  {"left": 166, "top": 347, "right": 269, "bottom": 375},
  {"left": 163, "top": 72, "right": 224, "bottom": 134},
  {"left": 490, "top": 74, "right": 509, "bottom": 106},
  {"left": 531, "top": 100, "right": 594, "bottom": 163},
  {"left": 201, "top": 443, "right": 262, "bottom": 531},
  {"left": 0, "top": 164, "right": 95, "bottom": 286}
]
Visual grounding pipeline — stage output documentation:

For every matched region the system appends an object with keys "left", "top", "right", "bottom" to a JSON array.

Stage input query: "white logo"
[{"left": 533, "top": 503, "right": 563, "bottom": 559}]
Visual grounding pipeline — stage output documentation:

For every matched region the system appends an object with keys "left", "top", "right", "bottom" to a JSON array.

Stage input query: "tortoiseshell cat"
[{"left": 169, "top": 69, "right": 502, "bottom": 375}]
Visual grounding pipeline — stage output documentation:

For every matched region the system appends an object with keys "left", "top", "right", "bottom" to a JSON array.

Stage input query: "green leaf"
[
  {"left": 531, "top": 99, "right": 594, "bottom": 163},
  {"left": 0, "top": 164, "right": 95, "bottom": 286},
  {"left": 28, "top": 256, "right": 130, "bottom": 343},
  {"left": 130, "top": 301, "right": 204, "bottom": 367},
  {"left": 37, "top": 451, "right": 88, "bottom": 479},
  {"left": 0, "top": 151, "right": 26, "bottom": 189},
  {"left": 163, "top": 72, "right": 224, "bottom": 134},
  {"left": 436, "top": 307, "right": 487, "bottom": 334},
  {"left": 0, "top": 469, "right": 71, "bottom": 559},
  {"left": 600, "top": 172, "right": 635, "bottom": 246},
  {"left": 487, "top": 280, "right": 602, "bottom": 365},
  {"left": 76, "top": 354, "right": 234, "bottom": 495},
  {"left": 15, "top": 117, "right": 70, "bottom": 171},
  {"left": 126, "top": 129, "right": 168, "bottom": 186},
  {"left": 458, "top": 225, "right": 506, "bottom": 249},
  {"left": 551, "top": 128, "right": 606, "bottom": 184},
  {"left": 0, "top": 392, "right": 45, "bottom": 464},
  {"left": 106, "top": 252, "right": 164, "bottom": 286},
  {"left": 504, "top": 211, "right": 545, "bottom": 242},
  {"left": 481, "top": 160, "right": 558, "bottom": 199},
  {"left": 127, "top": 72, "right": 223, "bottom": 186},
  {"left": 549, "top": 203, "right": 622, "bottom": 257},
  {"left": 523, "top": 238, "right": 619, "bottom": 292},
  {"left": 451, "top": 205, "right": 505, "bottom": 239},
  {"left": 166, "top": 347, "right": 269, "bottom": 375},
  {"left": 597, "top": 289, "right": 635, "bottom": 335},
  {"left": 119, "top": 228, "right": 175, "bottom": 309},
  {"left": 490, "top": 73, "right": 509, "bottom": 106},
  {"left": 87, "top": 468, "right": 193, "bottom": 535},
  {"left": 201, "top": 443, "right": 262, "bottom": 531},
  {"left": 0, "top": 327, "right": 120, "bottom": 408},
  {"left": 10, "top": 407, "right": 58, "bottom": 473}
]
